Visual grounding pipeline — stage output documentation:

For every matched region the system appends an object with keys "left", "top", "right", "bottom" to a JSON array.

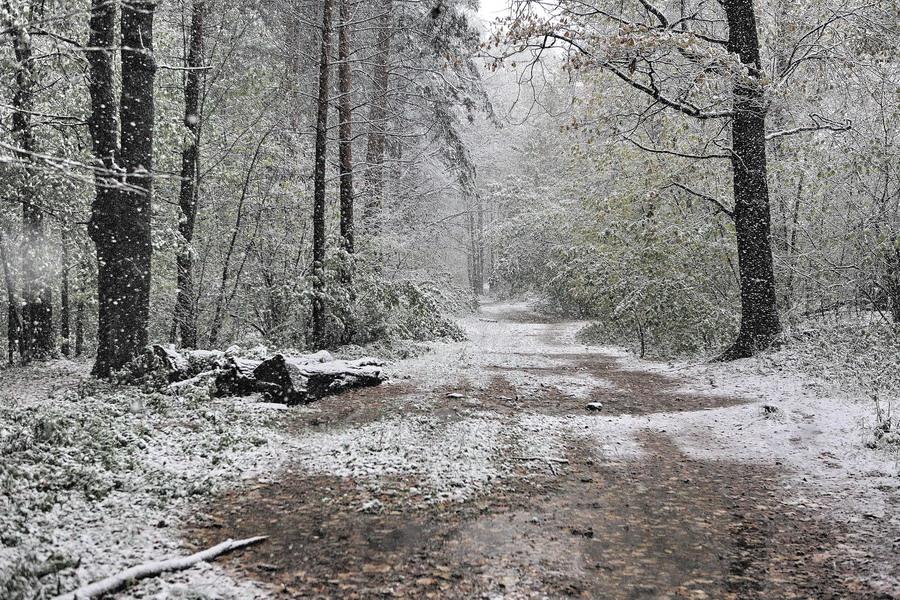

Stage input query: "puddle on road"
[
  {"left": 184, "top": 431, "right": 875, "bottom": 599},
  {"left": 481, "top": 352, "right": 746, "bottom": 416}
]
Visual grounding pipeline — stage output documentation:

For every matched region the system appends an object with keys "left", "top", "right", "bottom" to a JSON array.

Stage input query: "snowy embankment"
[{"left": 0, "top": 360, "right": 288, "bottom": 599}]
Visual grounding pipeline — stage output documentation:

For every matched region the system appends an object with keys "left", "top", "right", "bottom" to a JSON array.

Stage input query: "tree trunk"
[
  {"left": 886, "top": 235, "right": 900, "bottom": 323},
  {"left": 87, "top": 0, "right": 157, "bottom": 377},
  {"left": 311, "top": 0, "right": 333, "bottom": 347},
  {"left": 174, "top": 0, "right": 206, "bottom": 349},
  {"left": 338, "top": 0, "right": 356, "bottom": 342},
  {"left": 475, "top": 194, "right": 485, "bottom": 294},
  {"left": 363, "top": 0, "right": 393, "bottom": 231},
  {"left": 11, "top": 9, "right": 54, "bottom": 361},
  {"left": 0, "top": 228, "right": 21, "bottom": 364},
  {"left": 466, "top": 195, "right": 485, "bottom": 295},
  {"left": 719, "top": 0, "right": 781, "bottom": 360},
  {"left": 60, "top": 229, "right": 71, "bottom": 357},
  {"left": 338, "top": 0, "right": 354, "bottom": 260},
  {"left": 86, "top": 0, "right": 118, "bottom": 373},
  {"left": 75, "top": 265, "right": 85, "bottom": 357}
]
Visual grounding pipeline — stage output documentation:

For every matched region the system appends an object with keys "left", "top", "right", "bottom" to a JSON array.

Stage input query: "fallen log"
[
  {"left": 50, "top": 536, "right": 267, "bottom": 600},
  {"left": 253, "top": 354, "right": 386, "bottom": 405},
  {"left": 129, "top": 344, "right": 388, "bottom": 405},
  {"left": 126, "top": 345, "right": 225, "bottom": 384},
  {"left": 214, "top": 356, "right": 263, "bottom": 397}
]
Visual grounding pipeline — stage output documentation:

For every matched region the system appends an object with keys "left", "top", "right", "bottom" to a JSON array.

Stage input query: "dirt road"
[{"left": 185, "top": 303, "right": 895, "bottom": 599}]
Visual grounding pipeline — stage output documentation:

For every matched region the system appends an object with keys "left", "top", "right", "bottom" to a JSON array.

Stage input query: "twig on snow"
[
  {"left": 515, "top": 456, "right": 570, "bottom": 464},
  {"left": 51, "top": 536, "right": 268, "bottom": 600}
]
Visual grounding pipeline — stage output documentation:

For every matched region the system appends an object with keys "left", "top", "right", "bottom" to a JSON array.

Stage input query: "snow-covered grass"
[
  {"left": 293, "top": 412, "right": 508, "bottom": 502},
  {"left": 611, "top": 312, "right": 900, "bottom": 450},
  {"left": 0, "top": 363, "right": 288, "bottom": 599}
]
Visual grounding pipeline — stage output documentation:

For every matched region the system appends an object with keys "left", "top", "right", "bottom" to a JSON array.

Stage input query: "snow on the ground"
[
  {"left": 3, "top": 300, "right": 899, "bottom": 598},
  {"left": 291, "top": 412, "right": 507, "bottom": 502},
  {"left": 606, "top": 346, "right": 900, "bottom": 516},
  {"left": 0, "top": 364, "right": 287, "bottom": 599},
  {"left": 377, "top": 301, "right": 899, "bottom": 528}
]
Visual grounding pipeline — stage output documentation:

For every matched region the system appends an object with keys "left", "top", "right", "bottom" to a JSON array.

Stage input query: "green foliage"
[
  {"left": 346, "top": 273, "right": 469, "bottom": 346},
  {"left": 488, "top": 121, "right": 740, "bottom": 357}
]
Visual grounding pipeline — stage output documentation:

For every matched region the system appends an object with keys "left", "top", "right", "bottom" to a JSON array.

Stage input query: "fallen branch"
[
  {"left": 515, "top": 456, "right": 570, "bottom": 464},
  {"left": 51, "top": 536, "right": 267, "bottom": 600}
]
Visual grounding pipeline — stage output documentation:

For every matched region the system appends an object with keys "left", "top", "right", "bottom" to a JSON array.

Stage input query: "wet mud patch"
[
  {"left": 553, "top": 432, "right": 878, "bottom": 598},
  {"left": 490, "top": 353, "right": 747, "bottom": 416},
  {"left": 278, "top": 380, "right": 418, "bottom": 433},
  {"left": 482, "top": 309, "right": 568, "bottom": 324},
  {"left": 183, "top": 431, "right": 877, "bottom": 599}
]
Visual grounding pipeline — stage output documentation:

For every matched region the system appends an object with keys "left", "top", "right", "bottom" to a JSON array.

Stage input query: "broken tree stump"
[{"left": 253, "top": 354, "right": 387, "bottom": 405}]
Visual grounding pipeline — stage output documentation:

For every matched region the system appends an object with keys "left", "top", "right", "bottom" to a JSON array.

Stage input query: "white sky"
[{"left": 477, "top": 0, "right": 512, "bottom": 22}]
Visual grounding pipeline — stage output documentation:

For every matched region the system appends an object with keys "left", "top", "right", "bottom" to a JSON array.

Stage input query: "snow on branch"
[
  {"left": 623, "top": 135, "right": 732, "bottom": 161},
  {"left": 637, "top": 0, "right": 669, "bottom": 28},
  {"left": 766, "top": 113, "right": 851, "bottom": 141},
  {"left": 604, "top": 62, "right": 734, "bottom": 120}
]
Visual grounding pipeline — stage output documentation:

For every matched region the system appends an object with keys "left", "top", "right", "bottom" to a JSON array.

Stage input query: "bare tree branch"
[
  {"left": 667, "top": 182, "right": 734, "bottom": 219},
  {"left": 766, "top": 113, "right": 851, "bottom": 141},
  {"left": 623, "top": 135, "right": 732, "bottom": 160}
]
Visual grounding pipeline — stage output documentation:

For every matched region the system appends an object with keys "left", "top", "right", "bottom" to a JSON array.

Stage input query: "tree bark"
[
  {"left": 87, "top": 0, "right": 157, "bottom": 377},
  {"left": 86, "top": 0, "right": 117, "bottom": 373},
  {"left": 311, "top": 0, "right": 333, "bottom": 347},
  {"left": 0, "top": 228, "right": 21, "bottom": 364},
  {"left": 338, "top": 0, "right": 354, "bottom": 260},
  {"left": 719, "top": 0, "right": 781, "bottom": 360},
  {"left": 60, "top": 229, "right": 71, "bottom": 357},
  {"left": 10, "top": 6, "right": 54, "bottom": 361},
  {"left": 363, "top": 0, "right": 393, "bottom": 231},
  {"left": 75, "top": 263, "right": 86, "bottom": 357},
  {"left": 174, "top": 0, "right": 206, "bottom": 349}
]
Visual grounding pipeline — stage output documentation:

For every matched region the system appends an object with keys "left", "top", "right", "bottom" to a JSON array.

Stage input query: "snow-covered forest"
[{"left": 1, "top": 0, "right": 899, "bottom": 597}]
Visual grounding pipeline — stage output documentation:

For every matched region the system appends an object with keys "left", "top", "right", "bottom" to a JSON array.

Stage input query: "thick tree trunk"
[
  {"left": 11, "top": 11, "right": 54, "bottom": 361},
  {"left": 363, "top": 0, "right": 393, "bottom": 230},
  {"left": 87, "top": 0, "right": 157, "bottom": 377},
  {"left": 86, "top": 0, "right": 118, "bottom": 372},
  {"left": 174, "top": 0, "right": 206, "bottom": 349},
  {"left": 311, "top": 0, "right": 333, "bottom": 347},
  {"left": 719, "top": 0, "right": 781, "bottom": 360}
]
